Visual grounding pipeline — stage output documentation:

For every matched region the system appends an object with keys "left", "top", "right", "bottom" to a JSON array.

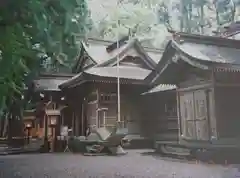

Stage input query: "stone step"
[
  {"left": 123, "top": 135, "right": 153, "bottom": 149},
  {"left": 155, "top": 141, "right": 191, "bottom": 157}
]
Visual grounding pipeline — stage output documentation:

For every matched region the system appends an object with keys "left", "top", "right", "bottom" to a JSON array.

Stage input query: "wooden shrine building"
[
  {"left": 140, "top": 84, "right": 177, "bottom": 145},
  {"left": 59, "top": 37, "right": 162, "bottom": 136},
  {"left": 60, "top": 66, "right": 151, "bottom": 134},
  {"left": 148, "top": 31, "right": 240, "bottom": 152},
  {"left": 24, "top": 72, "right": 74, "bottom": 141}
]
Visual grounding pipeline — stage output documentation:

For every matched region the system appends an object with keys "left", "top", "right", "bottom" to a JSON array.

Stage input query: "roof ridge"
[
  {"left": 95, "top": 39, "right": 135, "bottom": 67},
  {"left": 96, "top": 39, "right": 158, "bottom": 69},
  {"left": 172, "top": 31, "right": 240, "bottom": 49},
  {"left": 82, "top": 37, "right": 164, "bottom": 51},
  {"left": 106, "top": 36, "right": 129, "bottom": 52}
]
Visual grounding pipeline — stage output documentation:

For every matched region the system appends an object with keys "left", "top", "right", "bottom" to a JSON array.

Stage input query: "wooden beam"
[
  {"left": 177, "top": 83, "right": 212, "bottom": 92},
  {"left": 215, "top": 83, "right": 240, "bottom": 87}
]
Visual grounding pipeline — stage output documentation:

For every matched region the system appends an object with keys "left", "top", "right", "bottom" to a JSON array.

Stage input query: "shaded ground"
[{"left": 0, "top": 150, "right": 239, "bottom": 178}]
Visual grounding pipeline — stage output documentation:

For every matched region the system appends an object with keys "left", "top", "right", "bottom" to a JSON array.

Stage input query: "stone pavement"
[
  {"left": 0, "top": 149, "right": 239, "bottom": 178},
  {"left": 0, "top": 139, "right": 42, "bottom": 155}
]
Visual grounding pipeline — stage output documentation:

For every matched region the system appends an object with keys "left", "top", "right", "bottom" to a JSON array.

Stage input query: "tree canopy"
[
  {"left": 0, "top": 0, "right": 91, "bottom": 117},
  {"left": 88, "top": 0, "right": 240, "bottom": 48}
]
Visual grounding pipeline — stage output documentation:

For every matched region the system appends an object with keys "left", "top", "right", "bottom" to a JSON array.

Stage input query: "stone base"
[
  {"left": 123, "top": 135, "right": 153, "bottom": 149},
  {"left": 155, "top": 141, "right": 191, "bottom": 157},
  {"left": 109, "top": 145, "right": 127, "bottom": 155}
]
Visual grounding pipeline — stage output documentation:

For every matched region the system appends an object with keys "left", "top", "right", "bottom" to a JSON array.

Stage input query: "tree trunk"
[
  {"left": 7, "top": 114, "right": 12, "bottom": 145},
  {"left": 2, "top": 112, "right": 9, "bottom": 137},
  {"left": 200, "top": 4, "right": 204, "bottom": 34}
]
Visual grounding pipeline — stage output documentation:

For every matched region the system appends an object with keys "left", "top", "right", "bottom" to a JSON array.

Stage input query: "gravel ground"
[{"left": 0, "top": 149, "right": 239, "bottom": 178}]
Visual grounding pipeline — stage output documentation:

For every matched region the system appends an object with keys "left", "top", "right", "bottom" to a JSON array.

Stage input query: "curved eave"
[
  {"left": 144, "top": 41, "right": 173, "bottom": 83},
  {"left": 59, "top": 72, "right": 149, "bottom": 90},
  {"left": 58, "top": 72, "right": 86, "bottom": 89},
  {"left": 171, "top": 40, "right": 240, "bottom": 72},
  {"left": 171, "top": 41, "right": 211, "bottom": 70},
  {"left": 134, "top": 40, "right": 157, "bottom": 70},
  {"left": 150, "top": 41, "right": 211, "bottom": 85}
]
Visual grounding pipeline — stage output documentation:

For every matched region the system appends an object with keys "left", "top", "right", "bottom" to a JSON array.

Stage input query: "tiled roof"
[
  {"left": 146, "top": 51, "right": 163, "bottom": 63},
  {"left": 171, "top": 31, "right": 240, "bottom": 65},
  {"left": 141, "top": 84, "right": 176, "bottom": 95},
  {"left": 34, "top": 78, "right": 67, "bottom": 91},
  {"left": 80, "top": 38, "right": 161, "bottom": 68},
  {"left": 34, "top": 73, "right": 74, "bottom": 91},
  {"left": 172, "top": 40, "right": 240, "bottom": 64},
  {"left": 82, "top": 40, "right": 127, "bottom": 64},
  {"left": 85, "top": 66, "right": 151, "bottom": 80},
  {"left": 146, "top": 31, "right": 240, "bottom": 85},
  {"left": 59, "top": 66, "right": 151, "bottom": 89},
  {"left": 92, "top": 39, "right": 158, "bottom": 69}
]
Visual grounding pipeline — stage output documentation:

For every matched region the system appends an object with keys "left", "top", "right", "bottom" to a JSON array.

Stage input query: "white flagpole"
[{"left": 116, "top": 1, "right": 121, "bottom": 127}]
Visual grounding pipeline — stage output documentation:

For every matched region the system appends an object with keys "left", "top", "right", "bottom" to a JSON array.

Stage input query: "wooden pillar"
[
  {"left": 75, "top": 113, "right": 78, "bottom": 136},
  {"left": 176, "top": 89, "right": 182, "bottom": 137},
  {"left": 103, "top": 111, "right": 106, "bottom": 127},
  {"left": 211, "top": 71, "right": 218, "bottom": 139},
  {"left": 81, "top": 98, "right": 85, "bottom": 136},
  {"left": 71, "top": 112, "right": 75, "bottom": 135},
  {"left": 76, "top": 113, "right": 80, "bottom": 136},
  {"left": 96, "top": 89, "right": 99, "bottom": 128},
  {"left": 2, "top": 114, "right": 8, "bottom": 137}
]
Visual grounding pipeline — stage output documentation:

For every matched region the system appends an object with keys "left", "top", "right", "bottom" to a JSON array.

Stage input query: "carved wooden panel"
[
  {"left": 194, "top": 90, "right": 209, "bottom": 140},
  {"left": 179, "top": 89, "right": 211, "bottom": 141},
  {"left": 185, "top": 121, "right": 196, "bottom": 138},
  {"left": 195, "top": 120, "right": 209, "bottom": 140},
  {"left": 180, "top": 92, "right": 196, "bottom": 139}
]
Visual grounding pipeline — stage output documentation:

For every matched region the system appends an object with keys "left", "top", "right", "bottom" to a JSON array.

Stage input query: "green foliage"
[
  {"left": 0, "top": 0, "right": 91, "bottom": 116},
  {"left": 89, "top": 0, "right": 239, "bottom": 47},
  {"left": 214, "top": 0, "right": 235, "bottom": 26}
]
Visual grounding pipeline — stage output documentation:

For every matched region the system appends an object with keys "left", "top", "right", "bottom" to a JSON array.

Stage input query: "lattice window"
[{"left": 100, "top": 93, "right": 117, "bottom": 103}]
